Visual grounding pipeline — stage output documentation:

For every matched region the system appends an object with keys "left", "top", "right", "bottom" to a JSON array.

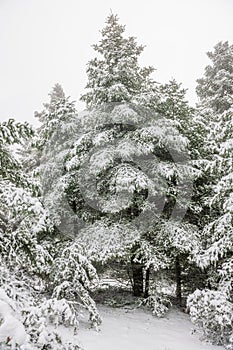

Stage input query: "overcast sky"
[{"left": 1, "top": 0, "right": 233, "bottom": 126}]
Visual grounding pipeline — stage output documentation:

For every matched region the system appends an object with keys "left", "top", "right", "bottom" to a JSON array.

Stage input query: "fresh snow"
[
  {"left": 78, "top": 305, "right": 224, "bottom": 350},
  {"left": 0, "top": 300, "right": 27, "bottom": 348}
]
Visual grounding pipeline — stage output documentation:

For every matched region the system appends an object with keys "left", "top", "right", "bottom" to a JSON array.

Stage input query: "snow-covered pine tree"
[
  {"left": 24, "top": 85, "right": 101, "bottom": 334},
  {"left": 0, "top": 119, "right": 84, "bottom": 349},
  {"left": 65, "top": 103, "right": 194, "bottom": 299},
  {"left": 0, "top": 119, "right": 56, "bottom": 349},
  {"left": 0, "top": 118, "right": 48, "bottom": 273},
  {"left": 34, "top": 83, "right": 77, "bottom": 153},
  {"left": 188, "top": 41, "right": 233, "bottom": 348},
  {"left": 80, "top": 13, "right": 157, "bottom": 109},
  {"left": 194, "top": 41, "right": 233, "bottom": 285},
  {"left": 153, "top": 79, "right": 210, "bottom": 302},
  {"left": 71, "top": 14, "right": 196, "bottom": 304},
  {"left": 156, "top": 79, "right": 196, "bottom": 146},
  {"left": 79, "top": 13, "right": 159, "bottom": 297},
  {"left": 196, "top": 41, "right": 233, "bottom": 114},
  {"left": 32, "top": 84, "right": 79, "bottom": 233}
]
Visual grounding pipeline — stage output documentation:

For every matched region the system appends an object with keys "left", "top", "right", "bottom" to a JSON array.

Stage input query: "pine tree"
[
  {"left": 188, "top": 41, "right": 233, "bottom": 348},
  {"left": 156, "top": 79, "right": 196, "bottom": 145},
  {"left": 30, "top": 84, "right": 80, "bottom": 235},
  {"left": 196, "top": 41, "right": 233, "bottom": 114},
  {"left": 44, "top": 83, "right": 65, "bottom": 112},
  {"left": 65, "top": 103, "right": 193, "bottom": 298},
  {"left": 195, "top": 42, "right": 233, "bottom": 287},
  {"left": 155, "top": 79, "right": 212, "bottom": 301},
  {"left": 0, "top": 119, "right": 59, "bottom": 348},
  {"left": 0, "top": 119, "right": 33, "bottom": 185},
  {"left": 80, "top": 14, "right": 156, "bottom": 109},
  {"left": 0, "top": 119, "right": 47, "bottom": 270},
  {"left": 23, "top": 85, "right": 102, "bottom": 341},
  {"left": 77, "top": 14, "right": 196, "bottom": 302},
  {"left": 79, "top": 13, "right": 158, "bottom": 296},
  {"left": 35, "top": 83, "right": 77, "bottom": 151}
]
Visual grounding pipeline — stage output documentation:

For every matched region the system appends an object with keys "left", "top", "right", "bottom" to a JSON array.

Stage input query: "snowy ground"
[{"left": 78, "top": 305, "right": 224, "bottom": 350}]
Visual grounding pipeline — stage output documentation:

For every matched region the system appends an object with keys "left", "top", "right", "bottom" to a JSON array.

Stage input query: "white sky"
[{"left": 0, "top": 0, "right": 233, "bottom": 126}]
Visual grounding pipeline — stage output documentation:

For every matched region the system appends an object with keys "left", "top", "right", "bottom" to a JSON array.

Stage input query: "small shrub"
[
  {"left": 187, "top": 289, "right": 233, "bottom": 348},
  {"left": 139, "top": 292, "right": 171, "bottom": 317}
]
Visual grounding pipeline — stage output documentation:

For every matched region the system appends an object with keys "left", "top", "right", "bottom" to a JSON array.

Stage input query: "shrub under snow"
[
  {"left": 187, "top": 289, "right": 233, "bottom": 348},
  {"left": 0, "top": 271, "right": 83, "bottom": 350},
  {"left": 139, "top": 292, "right": 171, "bottom": 317}
]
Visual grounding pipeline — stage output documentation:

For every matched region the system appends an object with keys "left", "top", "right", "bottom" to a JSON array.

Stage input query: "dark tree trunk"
[
  {"left": 175, "top": 256, "right": 182, "bottom": 306},
  {"left": 131, "top": 258, "right": 144, "bottom": 297},
  {"left": 144, "top": 267, "right": 150, "bottom": 298}
]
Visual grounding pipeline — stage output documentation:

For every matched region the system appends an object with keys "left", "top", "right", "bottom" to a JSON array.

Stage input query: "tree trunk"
[
  {"left": 175, "top": 256, "right": 182, "bottom": 306},
  {"left": 144, "top": 267, "right": 150, "bottom": 298},
  {"left": 131, "top": 258, "right": 144, "bottom": 297}
]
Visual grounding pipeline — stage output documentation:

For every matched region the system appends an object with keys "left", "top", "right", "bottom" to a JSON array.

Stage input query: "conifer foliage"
[
  {"left": 81, "top": 14, "right": 156, "bottom": 108},
  {"left": 78, "top": 14, "right": 196, "bottom": 304},
  {"left": 188, "top": 41, "right": 233, "bottom": 349},
  {"left": 0, "top": 88, "right": 100, "bottom": 349}
]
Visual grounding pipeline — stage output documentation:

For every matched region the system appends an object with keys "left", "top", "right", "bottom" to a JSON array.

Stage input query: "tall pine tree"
[
  {"left": 188, "top": 42, "right": 233, "bottom": 348},
  {"left": 76, "top": 14, "right": 195, "bottom": 302},
  {"left": 24, "top": 85, "right": 102, "bottom": 336}
]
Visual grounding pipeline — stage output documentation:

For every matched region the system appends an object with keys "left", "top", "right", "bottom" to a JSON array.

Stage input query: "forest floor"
[{"left": 78, "top": 304, "right": 224, "bottom": 350}]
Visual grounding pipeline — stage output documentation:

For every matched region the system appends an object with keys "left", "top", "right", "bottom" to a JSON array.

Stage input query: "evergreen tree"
[
  {"left": 78, "top": 14, "right": 196, "bottom": 303},
  {"left": 155, "top": 79, "right": 212, "bottom": 301},
  {"left": 19, "top": 85, "right": 102, "bottom": 348},
  {"left": 195, "top": 41, "right": 233, "bottom": 288},
  {"left": 79, "top": 13, "right": 158, "bottom": 296},
  {"left": 65, "top": 103, "right": 193, "bottom": 298},
  {"left": 188, "top": 41, "right": 233, "bottom": 348},
  {"left": 156, "top": 79, "right": 195, "bottom": 146},
  {"left": 30, "top": 84, "right": 81, "bottom": 235},
  {"left": 0, "top": 119, "right": 52, "bottom": 348},
  {"left": 80, "top": 14, "right": 156, "bottom": 108},
  {"left": 196, "top": 41, "right": 233, "bottom": 114},
  {"left": 0, "top": 118, "right": 87, "bottom": 348},
  {"left": 34, "top": 83, "right": 77, "bottom": 152},
  {"left": 0, "top": 119, "right": 46, "bottom": 271}
]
